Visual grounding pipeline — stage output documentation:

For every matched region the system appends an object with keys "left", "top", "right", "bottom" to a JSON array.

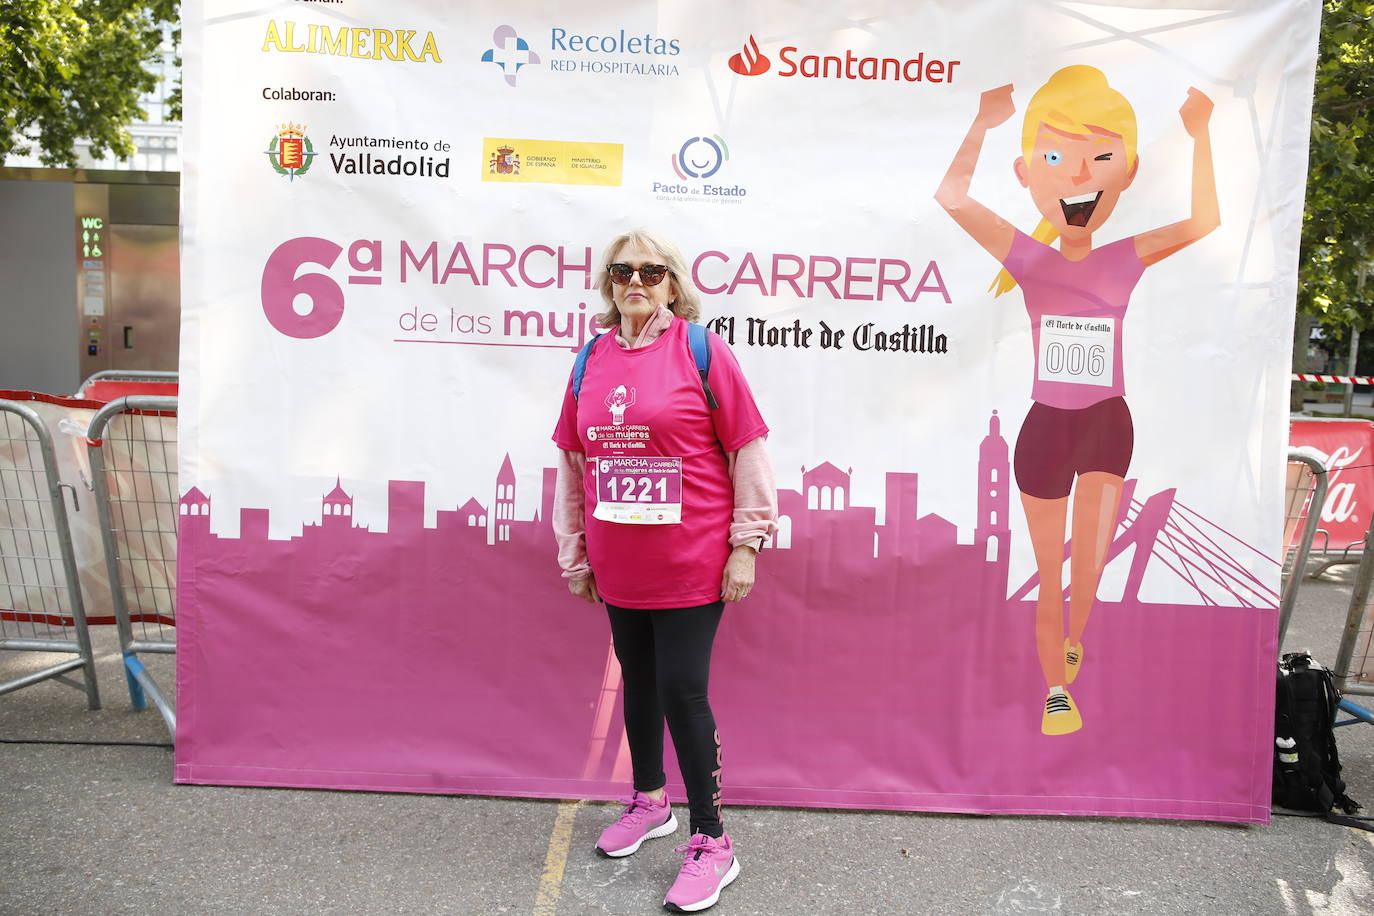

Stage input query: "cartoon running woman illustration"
[{"left": 935, "top": 66, "right": 1218, "bottom": 735}]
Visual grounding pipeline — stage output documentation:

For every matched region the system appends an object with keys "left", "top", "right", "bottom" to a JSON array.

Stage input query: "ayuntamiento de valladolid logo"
[
  {"left": 265, "top": 122, "right": 453, "bottom": 180},
  {"left": 264, "top": 123, "right": 318, "bottom": 180}
]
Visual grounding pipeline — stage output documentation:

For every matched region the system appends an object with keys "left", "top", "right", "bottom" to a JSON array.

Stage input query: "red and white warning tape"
[{"left": 1293, "top": 373, "right": 1374, "bottom": 385}]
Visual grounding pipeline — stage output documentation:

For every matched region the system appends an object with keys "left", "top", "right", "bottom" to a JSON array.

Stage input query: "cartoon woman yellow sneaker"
[
  {"left": 1063, "top": 639, "right": 1084, "bottom": 685},
  {"left": 1042, "top": 686, "right": 1083, "bottom": 735}
]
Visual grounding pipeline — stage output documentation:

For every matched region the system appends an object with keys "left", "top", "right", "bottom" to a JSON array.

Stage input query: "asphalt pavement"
[{"left": 3, "top": 563, "right": 1374, "bottom": 915}]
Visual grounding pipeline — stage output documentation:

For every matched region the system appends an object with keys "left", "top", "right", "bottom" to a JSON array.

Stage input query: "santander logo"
[
  {"left": 728, "top": 35, "right": 769, "bottom": 76},
  {"left": 725, "top": 33, "right": 959, "bottom": 84}
]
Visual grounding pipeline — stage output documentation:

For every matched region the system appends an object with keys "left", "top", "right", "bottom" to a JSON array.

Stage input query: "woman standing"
[
  {"left": 935, "top": 66, "right": 1218, "bottom": 736},
  {"left": 552, "top": 229, "right": 776, "bottom": 912}
]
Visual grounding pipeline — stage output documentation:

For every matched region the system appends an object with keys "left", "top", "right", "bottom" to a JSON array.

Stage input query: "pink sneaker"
[
  {"left": 595, "top": 791, "right": 678, "bottom": 858},
  {"left": 663, "top": 832, "right": 740, "bottom": 912}
]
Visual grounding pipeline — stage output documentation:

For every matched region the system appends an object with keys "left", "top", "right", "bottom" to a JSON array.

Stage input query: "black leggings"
[{"left": 605, "top": 601, "right": 725, "bottom": 838}]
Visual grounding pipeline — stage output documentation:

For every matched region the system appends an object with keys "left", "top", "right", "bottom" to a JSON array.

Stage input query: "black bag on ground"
[{"left": 1273, "top": 652, "right": 1370, "bottom": 829}]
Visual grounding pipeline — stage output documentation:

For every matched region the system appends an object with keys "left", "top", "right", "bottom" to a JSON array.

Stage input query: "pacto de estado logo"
[
  {"left": 673, "top": 135, "right": 727, "bottom": 180},
  {"left": 264, "top": 123, "right": 318, "bottom": 180},
  {"left": 725, "top": 33, "right": 959, "bottom": 84},
  {"left": 654, "top": 134, "right": 745, "bottom": 203},
  {"left": 728, "top": 36, "right": 769, "bottom": 76},
  {"left": 481, "top": 25, "right": 541, "bottom": 87}
]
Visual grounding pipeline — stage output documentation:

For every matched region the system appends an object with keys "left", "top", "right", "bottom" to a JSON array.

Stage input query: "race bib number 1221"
[{"left": 592, "top": 456, "right": 683, "bottom": 525}]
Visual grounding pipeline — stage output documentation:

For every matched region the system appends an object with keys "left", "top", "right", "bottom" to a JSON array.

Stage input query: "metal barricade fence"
[
  {"left": 75, "top": 370, "right": 180, "bottom": 399},
  {"left": 1308, "top": 531, "right": 1365, "bottom": 578},
  {"left": 0, "top": 399, "right": 100, "bottom": 708},
  {"left": 1280, "top": 450, "right": 1329, "bottom": 645},
  {"left": 87, "top": 395, "right": 178, "bottom": 735},
  {"left": 1333, "top": 514, "right": 1374, "bottom": 727}
]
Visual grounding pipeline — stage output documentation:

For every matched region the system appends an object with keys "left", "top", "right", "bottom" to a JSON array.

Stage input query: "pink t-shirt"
[
  {"left": 552, "top": 318, "right": 769, "bottom": 609},
  {"left": 1002, "top": 230, "right": 1146, "bottom": 410}
]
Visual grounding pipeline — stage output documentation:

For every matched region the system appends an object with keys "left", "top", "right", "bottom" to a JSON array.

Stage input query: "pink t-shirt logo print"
[{"left": 604, "top": 385, "right": 637, "bottom": 426}]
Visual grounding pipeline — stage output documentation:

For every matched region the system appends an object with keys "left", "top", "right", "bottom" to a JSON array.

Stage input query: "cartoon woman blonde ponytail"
[{"left": 991, "top": 65, "right": 1139, "bottom": 297}]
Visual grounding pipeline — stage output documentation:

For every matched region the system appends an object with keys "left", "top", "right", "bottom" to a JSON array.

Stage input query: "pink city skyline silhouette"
[
  {"left": 178, "top": 411, "right": 1276, "bottom": 613},
  {"left": 174, "top": 410, "right": 1280, "bottom": 822}
]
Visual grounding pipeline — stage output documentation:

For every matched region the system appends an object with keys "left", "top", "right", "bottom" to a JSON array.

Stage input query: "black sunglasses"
[{"left": 607, "top": 263, "right": 670, "bottom": 286}]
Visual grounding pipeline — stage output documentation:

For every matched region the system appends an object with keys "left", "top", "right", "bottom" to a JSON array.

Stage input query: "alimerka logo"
[
  {"left": 728, "top": 35, "right": 769, "bottom": 76},
  {"left": 265, "top": 123, "right": 318, "bottom": 180},
  {"left": 727, "top": 34, "right": 959, "bottom": 83},
  {"left": 262, "top": 20, "right": 442, "bottom": 62}
]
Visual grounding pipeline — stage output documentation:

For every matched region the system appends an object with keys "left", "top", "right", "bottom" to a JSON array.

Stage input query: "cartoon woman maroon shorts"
[{"left": 935, "top": 65, "right": 1218, "bottom": 735}]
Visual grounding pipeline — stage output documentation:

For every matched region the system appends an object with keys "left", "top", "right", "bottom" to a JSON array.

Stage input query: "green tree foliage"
[
  {"left": 0, "top": 0, "right": 178, "bottom": 166},
  {"left": 1302, "top": 1, "right": 1374, "bottom": 327}
]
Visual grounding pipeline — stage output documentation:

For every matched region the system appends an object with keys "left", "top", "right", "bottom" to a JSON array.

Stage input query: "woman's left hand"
[{"left": 721, "top": 545, "right": 757, "bottom": 602}]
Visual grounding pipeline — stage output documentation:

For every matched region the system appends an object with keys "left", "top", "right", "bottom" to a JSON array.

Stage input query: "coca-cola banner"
[
  {"left": 1289, "top": 419, "right": 1374, "bottom": 553},
  {"left": 178, "top": 1, "right": 1320, "bottom": 821}
]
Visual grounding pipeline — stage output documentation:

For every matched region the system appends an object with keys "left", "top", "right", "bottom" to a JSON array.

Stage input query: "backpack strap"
[
  {"left": 571, "top": 331, "right": 609, "bottom": 400},
  {"left": 1317, "top": 667, "right": 1364, "bottom": 815},
  {"left": 576, "top": 322, "right": 719, "bottom": 409},
  {"left": 1324, "top": 812, "right": 1374, "bottom": 831},
  {"left": 687, "top": 322, "right": 719, "bottom": 409}
]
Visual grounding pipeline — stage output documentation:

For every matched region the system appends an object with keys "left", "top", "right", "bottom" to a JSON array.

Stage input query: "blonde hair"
[
  {"left": 596, "top": 229, "right": 702, "bottom": 327},
  {"left": 992, "top": 65, "right": 1139, "bottom": 297}
]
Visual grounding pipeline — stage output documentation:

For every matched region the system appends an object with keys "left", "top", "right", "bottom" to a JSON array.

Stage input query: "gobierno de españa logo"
[
  {"left": 264, "top": 123, "right": 318, "bottom": 180},
  {"left": 728, "top": 35, "right": 769, "bottom": 76},
  {"left": 490, "top": 146, "right": 520, "bottom": 175}
]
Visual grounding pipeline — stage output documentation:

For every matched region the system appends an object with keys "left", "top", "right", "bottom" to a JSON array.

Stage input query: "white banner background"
[{"left": 177, "top": 0, "right": 1319, "bottom": 818}]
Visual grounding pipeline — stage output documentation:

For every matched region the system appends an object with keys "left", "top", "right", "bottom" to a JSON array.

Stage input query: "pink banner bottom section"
[{"left": 174, "top": 470, "right": 1275, "bottom": 824}]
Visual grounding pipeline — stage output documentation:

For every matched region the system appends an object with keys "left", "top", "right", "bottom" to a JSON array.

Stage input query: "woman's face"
[
  {"left": 610, "top": 241, "right": 676, "bottom": 324},
  {"left": 1015, "top": 123, "right": 1137, "bottom": 240}
]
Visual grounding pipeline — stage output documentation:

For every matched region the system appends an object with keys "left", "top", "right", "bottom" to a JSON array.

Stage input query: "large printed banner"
[{"left": 179, "top": 1, "right": 1320, "bottom": 821}]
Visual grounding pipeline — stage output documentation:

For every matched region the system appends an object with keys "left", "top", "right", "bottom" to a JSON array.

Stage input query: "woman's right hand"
[
  {"left": 568, "top": 575, "right": 600, "bottom": 604},
  {"left": 934, "top": 83, "right": 1018, "bottom": 263},
  {"left": 976, "top": 84, "right": 1016, "bottom": 129},
  {"left": 1179, "top": 87, "right": 1213, "bottom": 138}
]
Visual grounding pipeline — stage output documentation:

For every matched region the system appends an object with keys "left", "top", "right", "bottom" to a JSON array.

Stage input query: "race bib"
[
  {"left": 592, "top": 456, "right": 683, "bottom": 525},
  {"left": 1037, "top": 315, "right": 1114, "bottom": 387}
]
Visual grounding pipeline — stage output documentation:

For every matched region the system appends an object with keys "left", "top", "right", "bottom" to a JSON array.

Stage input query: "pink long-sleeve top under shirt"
[{"left": 553, "top": 304, "right": 778, "bottom": 583}]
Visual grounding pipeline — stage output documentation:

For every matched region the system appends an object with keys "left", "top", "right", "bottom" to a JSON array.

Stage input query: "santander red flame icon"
[{"left": 728, "top": 35, "right": 769, "bottom": 76}]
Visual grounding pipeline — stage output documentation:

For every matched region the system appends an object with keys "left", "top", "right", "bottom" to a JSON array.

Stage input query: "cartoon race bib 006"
[
  {"left": 592, "top": 456, "right": 684, "bottom": 524},
  {"left": 1037, "top": 315, "right": 1115, "bottom": 388}
]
